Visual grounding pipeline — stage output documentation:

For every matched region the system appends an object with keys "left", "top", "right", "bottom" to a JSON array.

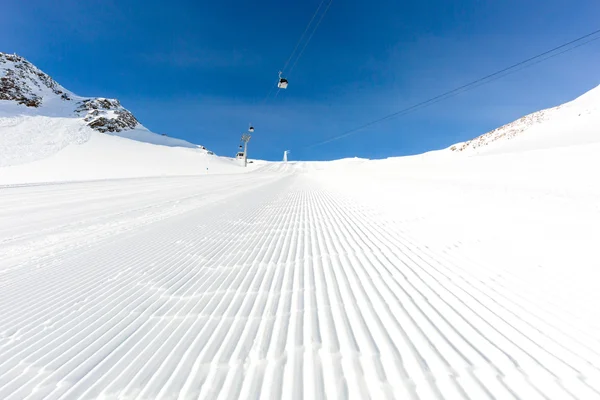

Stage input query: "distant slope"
[
  {"left": 0, "top": 101, "right": 203, "bottom": 168},
  {"left": 0, "top": 52, "right": 207, "bottom": 158},
  {"left": 0, "top": 52, "right": 238, "bottom": 184},
  {"left": 450, "top": 84, "right": 600, "bottom": 155},
  {"left": 0, "top": 132, "right": 246, "bottom": 185}
]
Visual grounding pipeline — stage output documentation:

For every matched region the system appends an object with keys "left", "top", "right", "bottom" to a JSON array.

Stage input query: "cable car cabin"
[
  {"left": 278, "top": 78, "right": 288, "bottom": 89},
  {"left": 236, "top": 152, "right": 245, "bottom": 159},
  {"left": 249, "top": 126, "right": 254, "bottom": 132}
]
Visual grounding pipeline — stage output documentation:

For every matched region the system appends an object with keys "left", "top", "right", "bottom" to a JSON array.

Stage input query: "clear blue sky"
[{"left": 2, "top": 0, "right": 600, "bottom": 160}]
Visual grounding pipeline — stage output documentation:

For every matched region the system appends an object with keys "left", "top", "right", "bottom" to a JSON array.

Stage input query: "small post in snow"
[{"left": 283, "top": 150, "right": 289, "bottom": 163}]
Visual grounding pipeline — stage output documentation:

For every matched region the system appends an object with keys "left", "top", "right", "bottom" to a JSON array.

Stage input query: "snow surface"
[
  {"left": 1, "top": 145, "right": 599, "bottom": 399},
  {"left": 1, "top": 81, "right": 600, "bottom": 398}
]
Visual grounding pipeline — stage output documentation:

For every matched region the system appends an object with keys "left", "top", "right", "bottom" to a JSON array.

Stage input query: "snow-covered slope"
[
  {"left": 1, "top": 142, "right": 599, "bottom": 399},
  {"left": 0, "top": 133, "right": 249, "bottom": 185},
  {"left": 450, "top": 84, "right": 600, "bottom": 155},
  {"left": 0, "top": 52, "right": 142, "bottom": 134},
  {"left": 1, "top": 69, "right": 600, "bottom": 398},
  {"left": 0, "top": 53, "right": 72, "bottom": 106},
  {"left": 0, "top": 53, "right": 239, "bottom": 183}
]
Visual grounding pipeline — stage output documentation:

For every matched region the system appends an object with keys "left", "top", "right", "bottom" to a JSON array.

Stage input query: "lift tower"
[{"left": 241, "top": 133, "right": 251, "bottom": 167}]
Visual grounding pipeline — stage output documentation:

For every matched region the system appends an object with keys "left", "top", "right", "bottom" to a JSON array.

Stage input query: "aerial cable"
[
  {"left": 281, "top": 0, "right": 329, "bottom": 74},
  {"left": 287, "top": 0, "right": 334, "bottom": 76},
  {"left": 261, "top": 83, "right": 277, "bottom": 105},
  {"left": 401, "top": 34, "right": 600, "bottom": 118},
  {"left": 307, "top": 28, "right": 600, "bottom": 148}
]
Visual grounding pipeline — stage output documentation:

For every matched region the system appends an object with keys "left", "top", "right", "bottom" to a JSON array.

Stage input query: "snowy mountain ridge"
[
  {"left": 450, "top": 107, "right": 556, "bottom": 152},
  {"left": 450, "top": 84, "right": 600, "bottom": 154},
  {"left": 1, "top": 52, "right": 140, "bottom": 134},
  {"left": 0, "top": 53, "right": 71, "bottom": 107},
  {"left": 0, "top": 52, "right": 221, "bottom": 171}
]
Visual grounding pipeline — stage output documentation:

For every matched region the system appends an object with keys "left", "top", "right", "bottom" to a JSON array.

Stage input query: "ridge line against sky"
[{"left": 2, "top": 0, "right": 600, "bottom": 161}]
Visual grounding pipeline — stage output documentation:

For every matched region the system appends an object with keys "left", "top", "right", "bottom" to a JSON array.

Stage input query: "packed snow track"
[{"left": 1, "top": 168, "right": 599, "bottom": 400}]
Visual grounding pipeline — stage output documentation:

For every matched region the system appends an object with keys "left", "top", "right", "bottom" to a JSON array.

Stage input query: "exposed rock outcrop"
[
  {"left": 1, "top": 52, "right": 139, "bottom": 133},
  {"left": 75, "top": 98, "right": 139, "bottom": 133},
  {"left": 0, "top": 53, "right": 70, "bottom": 107}
]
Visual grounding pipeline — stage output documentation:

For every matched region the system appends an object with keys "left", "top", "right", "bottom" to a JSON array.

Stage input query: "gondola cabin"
[{"left": 278, "top": 78, "right": 288, "bottom": 89}]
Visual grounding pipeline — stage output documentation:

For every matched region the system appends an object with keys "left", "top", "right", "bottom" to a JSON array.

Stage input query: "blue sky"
[{"left": 2, "top": 0, "right": 600, "bottom": 161}]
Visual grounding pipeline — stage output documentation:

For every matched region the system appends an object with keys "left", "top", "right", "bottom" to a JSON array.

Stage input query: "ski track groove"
[
  {"left": 0, "top": 176, "right": 270, "bottom": 279},
  {"left": 0, "top": 173, "right": 599, "bottom": 399},
  {"left": 324, "top": 190, "right": 593, "bottom": 397}
]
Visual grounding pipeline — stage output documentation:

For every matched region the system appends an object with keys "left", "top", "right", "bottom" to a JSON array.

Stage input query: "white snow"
[
  {"left": 0, "top": 112, "right": 90, "bottom": 167},
  {"left": 0, "top": 131, "right": 253, "bottom": 185},
  {"left": 1, "top": 82, "right": 600, "bottom": 398}
]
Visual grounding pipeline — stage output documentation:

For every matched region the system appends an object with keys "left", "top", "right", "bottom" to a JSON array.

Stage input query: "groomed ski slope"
[{"left": 1, "top": 144, "right": 600, "bottom": 399}]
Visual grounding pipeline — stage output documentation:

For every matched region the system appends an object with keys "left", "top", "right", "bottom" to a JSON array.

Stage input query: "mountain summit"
[
  {"left": 0, "top": 52, "right": 139, "bottom": 133},
  {"left": 0, "top": 52, "right": 213, "bottom": 170}
]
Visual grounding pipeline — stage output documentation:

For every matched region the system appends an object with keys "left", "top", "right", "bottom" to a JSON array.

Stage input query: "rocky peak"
[
  {"left": 75, "top": 98, "right": 139, "bottom": 133},
  {"left": 1, "top": 52, "right": 139, "bottom": 133},
  {"left": 0, "top": 52, "right": 71, "bottom": 107}
]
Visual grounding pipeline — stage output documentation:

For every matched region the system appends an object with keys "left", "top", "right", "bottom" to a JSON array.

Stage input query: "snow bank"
[
  {"left": 109, "top": 128, "right": 200, "bottom": 149},
  {"left": 0, "top": 112, "right": 90, "bottom": 167},
  {"left": 0, "top": 98, "right": 241, "bottom": 184},
  {"left": 0, "top": 131, "right": 250, "bottom": 185}
]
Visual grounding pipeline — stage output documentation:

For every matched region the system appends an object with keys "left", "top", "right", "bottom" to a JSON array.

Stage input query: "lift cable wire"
[
  {"left": 281, "top": 0, "right": 329, "bottom": 74},
  {"left": 307, "top": 28, "right": 600, "bottom": 148},
  {"left": 260, "top": 84, "right": 277, "bottom": 105},
  {"left": 287, "top": 0, "right": 334, "bottom": 76}
]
